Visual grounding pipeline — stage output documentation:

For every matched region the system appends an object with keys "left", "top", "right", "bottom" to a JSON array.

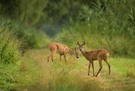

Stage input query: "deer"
[
  {"left": 77, "top": 42, "right": 110, "bottom": 77},
  {"left": 47, "top": 42, "right": 79, "bottom": 63}
]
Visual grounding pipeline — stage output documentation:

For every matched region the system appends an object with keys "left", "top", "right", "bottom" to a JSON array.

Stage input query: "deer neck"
[
  {"left": 69, "top": 49, "right": 74, "bottom": 54},
  {"left": 80, "top": 50, "right": 86, "bottom": 56}
]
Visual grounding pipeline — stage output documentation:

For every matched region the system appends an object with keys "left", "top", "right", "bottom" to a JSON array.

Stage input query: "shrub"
[
  {"left": 0, "top": 28, "right": 21, "bottom": 64},
  {"left": 0, "top": 27, "right": 21, "bottom": 90}
]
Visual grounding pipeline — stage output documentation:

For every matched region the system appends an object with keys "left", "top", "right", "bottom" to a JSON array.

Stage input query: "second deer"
[
  {"left": 77, "top": 42, "right": 110, "bottom": 77},
  {"left": 47, "top": 42, "right": 79, "bottom": 63}
]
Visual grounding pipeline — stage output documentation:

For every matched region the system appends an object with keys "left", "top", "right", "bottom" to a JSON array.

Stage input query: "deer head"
[
  {"left": 69, "top": 47, "right": 79, "bottom": 58},
  {"left": 77, "top": 41, "right": 85, "bottom": 51}
]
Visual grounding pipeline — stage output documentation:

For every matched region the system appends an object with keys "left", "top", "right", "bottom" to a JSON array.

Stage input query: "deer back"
[
  {"left": 57, "top": 44, "right": 70, "bottom": 54},
  {"left": 81, "top": 49, "right": 109, "bottom": 61},
  {"left": 48, "top": 42, "right": 70, "bottom": 55}
]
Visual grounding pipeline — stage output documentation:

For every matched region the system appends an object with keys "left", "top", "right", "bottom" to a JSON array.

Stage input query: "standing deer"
[
  {"left": 47, "top": 42, "right": 79, "bottom": 63},
  {"left": 77, "top": 42, "right": 110, "bottom": 77}
]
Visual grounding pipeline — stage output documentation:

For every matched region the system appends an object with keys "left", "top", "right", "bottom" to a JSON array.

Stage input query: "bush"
[
  {"left": 0, "top": 28, "right": 21, "bottom": 64},
  {"left": 0, "top": 64, "right": 19, "bottom": 91},
  {"left": 0, "top": 26, "right": 21, "bottom": 90}
]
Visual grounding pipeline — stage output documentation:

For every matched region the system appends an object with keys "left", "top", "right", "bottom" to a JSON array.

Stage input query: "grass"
[
  {"left": 1, "top": 1, "right": 135, "bottom": 91},
  {"left": 16, "top": 49, "right": 135, "bottom": 91}
]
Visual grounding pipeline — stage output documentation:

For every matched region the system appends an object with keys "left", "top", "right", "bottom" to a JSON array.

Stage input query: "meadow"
[
  {"left": 16, "top": 49, "right": 135, "bottom": 91},
  {"left": 0, "top": 0, "right": 135, "bottom": 91}
]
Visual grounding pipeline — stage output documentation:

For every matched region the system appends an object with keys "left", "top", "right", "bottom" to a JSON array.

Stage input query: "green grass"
[
  {"left": 1, "top": 1, "right": 135, "bottom": 91},
  {"left": 16, "top": 49, "right": 135, "bottom": 91}
]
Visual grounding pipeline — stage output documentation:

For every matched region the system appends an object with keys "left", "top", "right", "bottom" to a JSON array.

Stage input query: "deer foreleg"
[
  {"left": 63, "top": 54, "right": 66, "bottom": 63},
  {"left": 104, "top": 59, "right": 111, "bottom": 75},
  {"left": 88, "top": 62, "right": 91, "bottom": 76},
  {"left": 91, "top": 62, "right": 95, "bottom": 76},
  {"left": 96, "top": 61, "right": 102, "bottom": 77}
]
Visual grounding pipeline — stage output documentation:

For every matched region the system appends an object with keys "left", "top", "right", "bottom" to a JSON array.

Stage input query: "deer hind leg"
[
  {"left": 104, "top": 59, "right": 110, "bottom": 75},
  {"left": 96, "top": 60, "right": 102, "bottom": 77},
  {"left": 91, "top": 62, "right": 95, "bottom": 76},
  {"left": 50, "top": 51, "right": 56, "bottom": 62},
  {"left": 88, "top": 62, "right": 91, "bottom": 76}
]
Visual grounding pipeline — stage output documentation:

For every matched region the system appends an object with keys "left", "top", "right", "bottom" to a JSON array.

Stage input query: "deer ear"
[{"left": 82, "top": 41, "right": 85, "bottom": 46}]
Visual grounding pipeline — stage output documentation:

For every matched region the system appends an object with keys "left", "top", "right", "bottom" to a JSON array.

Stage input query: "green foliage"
[
  {"left": 0, "top": 0, "right": 49, "bottom": 25},
  {"left": 19, "top": 0, "right": 49, "bottom": 25},
  {"left": 0, "top": 0, "right": 80, "bottom": 26},
  {"left": 0, "top": 64, "right": 19, "bottom": 91},
  {"left": 0, "top": 0, "right": 82, "bottom": 37},
  {"left": 0, "top": 18, "right": 50, "bottom": 49},
  {"left": 0, "top": 0, "right": 19, "bottom": 18},
  {"left": 0, "top": 22, "right": 21, "bottom": 90},
  {"left": 15, "top": 27, "right": 50, "bottom": 48},
  {"left": 55, "top": 2, "right": 135, "bottom": 57},
  {"left": 0, "top": 28, "right": 21, "bottom": 64}
]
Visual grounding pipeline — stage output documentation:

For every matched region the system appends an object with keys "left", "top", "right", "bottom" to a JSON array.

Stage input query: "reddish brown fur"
[
  {"left": 47, "top": 42, "right": 79, "bottom": 63},
  {"left": 77, "top": 42, "right": 110, "bottom": 77}
]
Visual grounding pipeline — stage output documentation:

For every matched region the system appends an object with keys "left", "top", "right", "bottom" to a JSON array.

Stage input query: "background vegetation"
[{"left": 0, "top": 0, "right": 135, "bottom": 91}]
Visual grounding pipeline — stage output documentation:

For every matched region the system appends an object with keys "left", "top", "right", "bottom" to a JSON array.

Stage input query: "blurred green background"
[
  {"left": 1, "top": 0, "right": 135, "bottom": 57},
  {"left": 0, "top": 0, "right": 135, "bottom": 90}
]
